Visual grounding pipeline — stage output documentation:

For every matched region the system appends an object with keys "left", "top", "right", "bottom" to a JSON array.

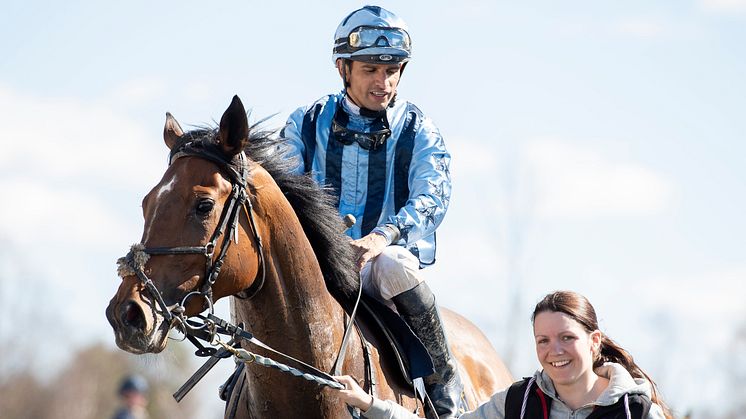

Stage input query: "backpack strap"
[
  {"left": 505, "top": 377, "right": 551, "bottom": 419},
  {"left": 507, "top": 377, "right": 652, "bottom": 419},
  {"left": 586, "top": 393, "right": 652, "bottom": 419}
]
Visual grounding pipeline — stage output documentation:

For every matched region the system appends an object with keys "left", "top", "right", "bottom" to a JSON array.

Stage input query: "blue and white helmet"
[{"left": 333, "top": 6, "right": 412, "bottom": 65}]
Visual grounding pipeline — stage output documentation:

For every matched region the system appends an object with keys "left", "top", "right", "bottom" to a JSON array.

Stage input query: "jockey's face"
[{"left": 338, "top": 60, "right": 402, "bottom": 111}]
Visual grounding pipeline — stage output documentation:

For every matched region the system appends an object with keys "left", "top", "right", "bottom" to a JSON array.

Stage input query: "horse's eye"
[{"left": 196, "top": 199, "right": 215, "bottom": 216}]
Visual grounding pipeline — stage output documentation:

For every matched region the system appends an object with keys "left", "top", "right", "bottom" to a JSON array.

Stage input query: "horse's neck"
[
  {"left": 233, "top": 201, "right": 344, "bottom": 370},
  {"left": 226, "top": 178, "right": 352, "bottom": 418}
]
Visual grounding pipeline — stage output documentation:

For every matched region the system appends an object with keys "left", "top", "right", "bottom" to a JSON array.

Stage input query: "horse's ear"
[
  {"left": 164, "top": 112, "right": 184, "bottom": 150},
  {"left": 218, "top": 95, "right": 249, "bottom": 157}
]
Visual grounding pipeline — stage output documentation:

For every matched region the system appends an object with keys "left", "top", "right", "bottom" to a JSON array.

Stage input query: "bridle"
[
  {"left": 116, "top": 135, "right": 359, "bottom": 401},
  {"left": 117, "top": 137, "right": 266, "bottom": 343}
]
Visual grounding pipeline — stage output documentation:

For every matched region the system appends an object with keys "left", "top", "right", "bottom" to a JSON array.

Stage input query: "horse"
[{"left": 106, "top": 96, "right": 512, "bottom": 418}]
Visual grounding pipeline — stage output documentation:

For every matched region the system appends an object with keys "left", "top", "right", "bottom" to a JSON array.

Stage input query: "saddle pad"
[{"left": 359, "top": 292, "right": 435, "bottom": 384}]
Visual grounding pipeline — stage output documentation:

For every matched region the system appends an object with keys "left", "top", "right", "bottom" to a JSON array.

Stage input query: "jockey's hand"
[
  {"left": 350, "top": 232, "right": 388, "bottom": 271},
  {"left": 327, "top": 375, "right": 374, "bottom": 411}
]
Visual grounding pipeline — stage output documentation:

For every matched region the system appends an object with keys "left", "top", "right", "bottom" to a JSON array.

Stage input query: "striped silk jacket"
[{"left": 281, "top": 91, "right": 451, "bottom": 267}]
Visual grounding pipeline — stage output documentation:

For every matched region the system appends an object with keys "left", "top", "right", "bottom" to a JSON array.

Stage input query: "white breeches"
[{"left": 360, "top": 245, "right": 424, "bottom": 304}]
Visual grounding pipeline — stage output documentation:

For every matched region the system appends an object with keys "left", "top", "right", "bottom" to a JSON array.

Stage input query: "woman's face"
[{"left": 533, "top": 311, "right": 601, "bottom": 389}]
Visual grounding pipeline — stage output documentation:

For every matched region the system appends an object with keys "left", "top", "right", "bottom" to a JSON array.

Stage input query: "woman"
[{"left": 330, "top": 290, "right": 672, "bottom": 419}]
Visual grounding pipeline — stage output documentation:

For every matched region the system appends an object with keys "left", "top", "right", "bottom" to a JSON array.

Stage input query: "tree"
[{"left": 0, "top": 342, "right": 200, "bottom": 419}]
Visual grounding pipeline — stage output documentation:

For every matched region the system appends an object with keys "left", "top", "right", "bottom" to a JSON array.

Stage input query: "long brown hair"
[{"left": 532, "top": 290, "right": 673, "bottom": 418}]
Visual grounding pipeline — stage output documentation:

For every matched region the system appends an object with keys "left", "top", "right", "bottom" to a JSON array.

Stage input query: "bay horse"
[{"left": 106, "top": 96, "right": 512, "bottom": 418}]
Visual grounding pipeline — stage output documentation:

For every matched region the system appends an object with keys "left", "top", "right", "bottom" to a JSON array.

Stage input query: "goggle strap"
[{"left": 331, "top": 105, "right": 392, "bottom": 150}]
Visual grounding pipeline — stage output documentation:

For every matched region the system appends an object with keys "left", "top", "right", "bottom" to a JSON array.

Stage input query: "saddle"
[{"left": 357, "top": 292, "right": 434, "bottom": 385}]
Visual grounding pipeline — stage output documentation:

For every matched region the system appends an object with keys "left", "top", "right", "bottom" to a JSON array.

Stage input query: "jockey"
[{"left": 281, "top": 5, "right": 462, "bottom": 417}]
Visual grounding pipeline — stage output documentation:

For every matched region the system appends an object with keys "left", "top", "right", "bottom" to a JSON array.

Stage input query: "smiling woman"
[
  {"left": 528, "top": 291, "right": 672, "bottom": 418},
  {"left": 331, "top": 290, "right": 674, "bottom": 419}
]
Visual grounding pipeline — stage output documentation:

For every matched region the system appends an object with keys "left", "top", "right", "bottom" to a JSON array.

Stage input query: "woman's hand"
[{"left": 328, "top": 375, "right": 374, "bottom": 411}]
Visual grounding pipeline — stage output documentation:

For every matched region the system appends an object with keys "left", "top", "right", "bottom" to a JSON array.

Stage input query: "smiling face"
[
  {"left": 338, "top": 59, "right": 402, "bottom": 111},
  {"left": 533, "top": 310, "right": 602, "bottom": 390}
]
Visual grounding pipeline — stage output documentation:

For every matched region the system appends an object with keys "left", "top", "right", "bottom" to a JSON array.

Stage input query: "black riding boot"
[{"left": 392, "top": 282, "right": 465, "bottom": 419}]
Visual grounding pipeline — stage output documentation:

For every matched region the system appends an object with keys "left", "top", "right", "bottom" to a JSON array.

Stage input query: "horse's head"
[{"left": 106, "top": 96, "right": 262, "bottom": 354}]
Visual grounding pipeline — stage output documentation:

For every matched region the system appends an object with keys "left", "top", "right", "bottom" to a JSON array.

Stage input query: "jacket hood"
[
  {"left": 594, "top": 362, "right": 653, "bottom": 404},
  {"left": 534, "top": 362, "right": 653, "bottom": 407}
]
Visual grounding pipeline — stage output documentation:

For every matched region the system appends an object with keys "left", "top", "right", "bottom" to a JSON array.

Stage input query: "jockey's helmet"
[{"left": 332, "top": 6, "right": 412, "bottom": 65}]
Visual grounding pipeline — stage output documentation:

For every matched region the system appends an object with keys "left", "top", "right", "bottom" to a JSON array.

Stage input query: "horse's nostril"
[{"left": 122, "top": 301, "right": 146, "bottom": 331}]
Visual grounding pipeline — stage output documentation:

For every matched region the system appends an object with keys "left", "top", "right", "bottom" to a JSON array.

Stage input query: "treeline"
[{"left": 0, "top": 343, "right": 200, "bottom": 419}]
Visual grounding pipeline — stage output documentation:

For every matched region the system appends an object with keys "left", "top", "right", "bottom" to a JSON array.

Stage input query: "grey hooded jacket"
[{"left": 362, "top": 363, "right": 666, "bottom": 419}]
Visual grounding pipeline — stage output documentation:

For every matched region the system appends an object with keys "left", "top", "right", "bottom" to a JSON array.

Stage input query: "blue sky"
[{"left": 1, "top": 1, "right": 745, "bottom": 416}]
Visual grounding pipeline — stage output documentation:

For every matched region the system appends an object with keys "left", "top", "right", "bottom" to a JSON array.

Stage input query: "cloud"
[
  {"left": 615, "top": 19, "right": 667, "bottom": 39},
  {"left": 443, "top": 136, "right": 499, "bottom": 177},
  {"left": 0, "top": 85, "right": 171, "bottom": 374},
  {"left": 699, "top": 0, "right": 746, "bottom": 13},
  {"left": 0, "top": 85, "right": 164, "bottom": 187},
  {"left": 633, "top": 267, "right": 746, "bottom": 411},
  {"left": 554, "top": 16, "right": 699, "bottom": 42},
  {"left": 184, "top": 80, "right": 213, "bottom": 103},
  {"left": 0, "top": 178, "right": 130, "bottom": 246},
  {"left": 523, "top": 139, "right": 673, "bottom": 219},
  {"left": 110, "top": 77, "right": 167, "bottom": 105},
  {"left": 640, "top": 267, "right": 746, "bottom": 322}
]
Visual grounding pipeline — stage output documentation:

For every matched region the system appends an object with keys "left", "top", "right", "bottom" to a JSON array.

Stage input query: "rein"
[{"left": 116, "top": 138, "right": 354, "bottom": 402}]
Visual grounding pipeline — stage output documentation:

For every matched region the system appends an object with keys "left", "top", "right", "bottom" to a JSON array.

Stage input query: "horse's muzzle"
[{"left": 106, "top": 297, "right": 167, "bottom": 354}]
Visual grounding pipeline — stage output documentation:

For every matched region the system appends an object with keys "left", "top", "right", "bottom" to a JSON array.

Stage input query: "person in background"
[
  {"left": 331, "top": 290, "right": 673, "bottom": 419},
  {"left": 112, "top": 374, "right": 149, "bottom": 419},
  {"left": 281, "top": 5, "right": 461, "bottom": 417}
]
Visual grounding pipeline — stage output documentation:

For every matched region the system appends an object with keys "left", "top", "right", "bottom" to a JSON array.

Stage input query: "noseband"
[{"left": 117, "top": 138, "right": 266, "bottom": 338}]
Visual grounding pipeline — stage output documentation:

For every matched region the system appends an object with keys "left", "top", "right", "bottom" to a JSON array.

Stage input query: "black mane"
[{"left": 183, "top": 126, "right": 360, "bottom": 313}]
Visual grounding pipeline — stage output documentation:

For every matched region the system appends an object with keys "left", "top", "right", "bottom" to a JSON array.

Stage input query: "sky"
[{"left": 1, "top": 0, "right": 745, "bottom": 417}]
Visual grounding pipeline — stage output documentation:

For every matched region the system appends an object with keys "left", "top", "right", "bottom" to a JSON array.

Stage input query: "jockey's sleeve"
[
  {"left": 384, "top": 116, "right": 451, "bottom": 246},
  {"left": 280, "top": 106, "right": 307, "bottom": 175}
]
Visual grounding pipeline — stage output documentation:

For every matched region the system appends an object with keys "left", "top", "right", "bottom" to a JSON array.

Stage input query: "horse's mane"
[{"left": 184, "top": 125, "right": 360, "bottom": 313}]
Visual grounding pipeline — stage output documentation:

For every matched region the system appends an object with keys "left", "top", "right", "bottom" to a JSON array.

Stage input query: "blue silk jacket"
[{"left": 281, "top": 91, "right": 451, "bottom": 267}]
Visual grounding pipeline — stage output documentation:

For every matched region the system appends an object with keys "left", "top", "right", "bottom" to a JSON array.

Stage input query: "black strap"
[
  {"left": 224, "top": 365, "right": 246, "bottom": 419},
  {"left": 234, "top": 197, "right": 266, "bottom": 299},
  {"left": 355, "top": 322, "right": 376, "bottom": 397},
  {"left": 504, "top": 378, "right": 551, "bottom": 419},
  {"left": 586, "top": 393, "right": 652, "bottom": 419},
  {"left": 506, "top": 377, "right": 651, "bottom": 419},
  {"left": 331, "top": 273, "right": 365, "bottom": 376},
  {"left": 504, "top": 378, "right": 528, "bottom": 419},
  {"left": 173, "top": 343, "right": 234, "bottom": 402}
]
